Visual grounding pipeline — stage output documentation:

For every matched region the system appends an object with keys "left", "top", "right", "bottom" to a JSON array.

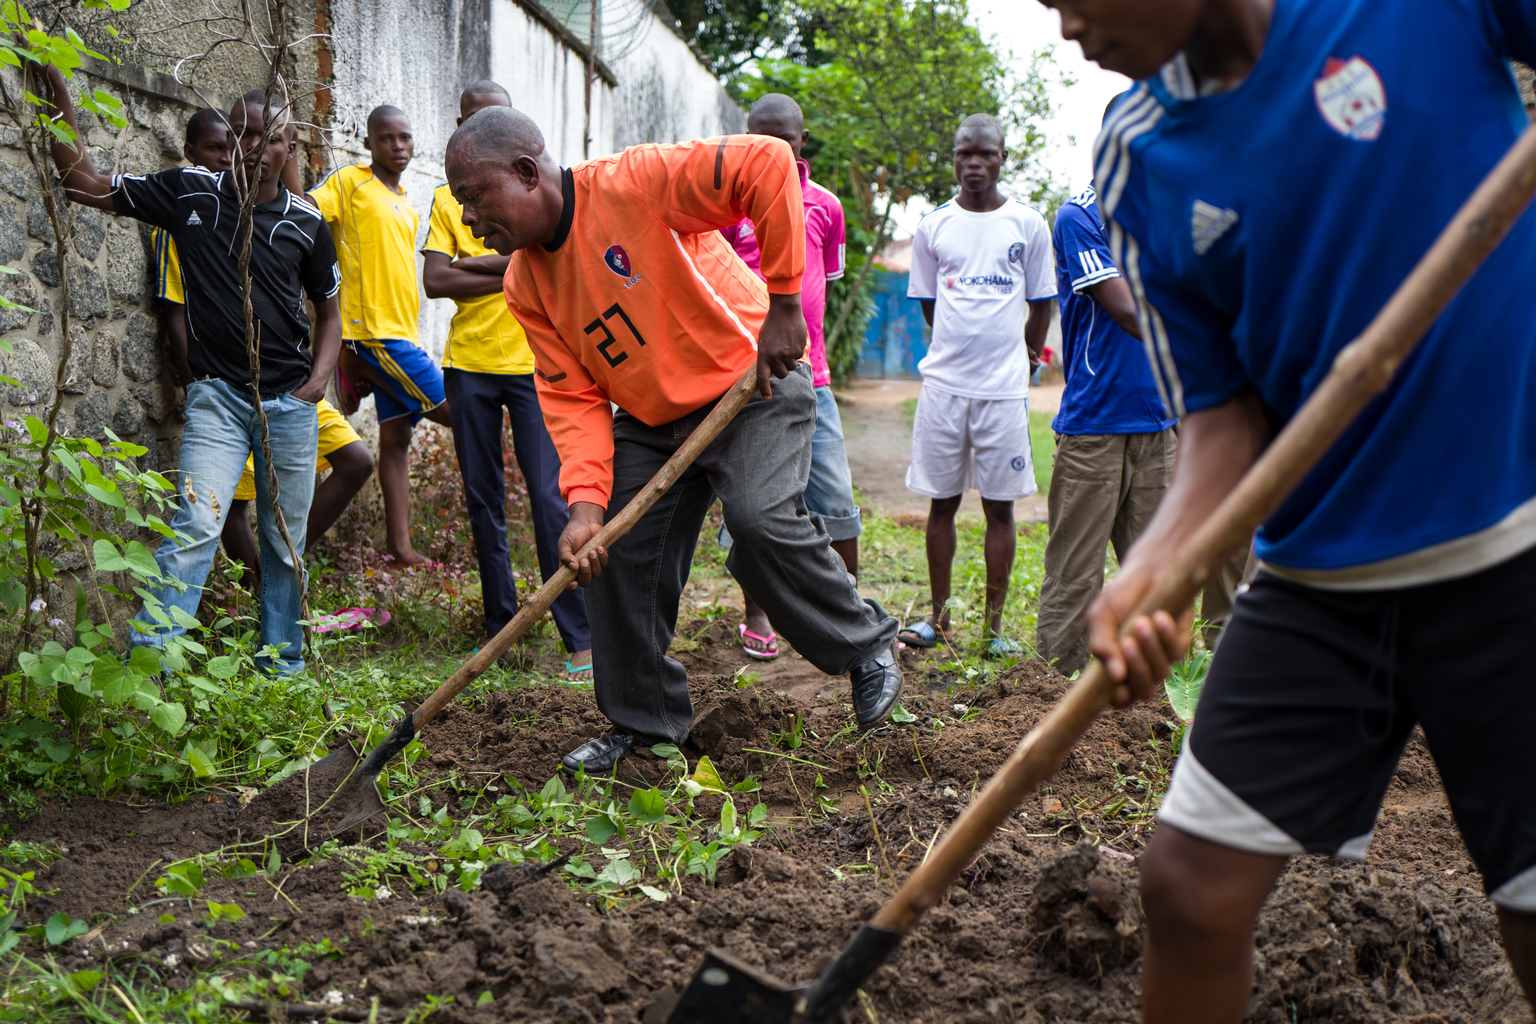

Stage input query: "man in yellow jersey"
[
  {"left": 309, "top": 105, "right": 448, "bottom": 567},
  {"left": 422, "top": 81, "right": 592, "bottom": 676},
  {"left": 153, "top": 109, "right": 375, "bottom": 604}
]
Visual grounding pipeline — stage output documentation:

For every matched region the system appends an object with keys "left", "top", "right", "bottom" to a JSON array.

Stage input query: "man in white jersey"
[{"left": 900, "top": 114, "right": 1055, "bottom": 657}]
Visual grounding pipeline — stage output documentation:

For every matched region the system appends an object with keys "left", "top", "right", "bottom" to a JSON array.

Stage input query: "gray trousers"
[{"left": 584, "top": 365, "right": 897, "bottom": 743}]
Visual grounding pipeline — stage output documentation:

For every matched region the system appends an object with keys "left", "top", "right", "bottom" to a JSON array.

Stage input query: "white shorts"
[{"left": 905, "top": 387, "right": 1037, "bottom": 501}]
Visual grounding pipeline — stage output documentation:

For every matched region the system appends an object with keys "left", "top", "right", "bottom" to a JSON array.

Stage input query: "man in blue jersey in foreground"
[
  {"left": 1040, "top": 0, "right": 1536, "bottom": 1019},
  {"left": 1035, "top": 180, "right": 1175, "bottom": 675}
]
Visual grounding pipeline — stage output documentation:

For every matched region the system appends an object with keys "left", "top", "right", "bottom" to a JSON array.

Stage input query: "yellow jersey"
[
  {"left": 152, "top": 227, "right": 184, "bottom": 304},
  {"left": 422, "top": 183, "right": 535, "bottom": 375},
  {"left": 309, "top": 163, "right": 420, "bottom": 342}
]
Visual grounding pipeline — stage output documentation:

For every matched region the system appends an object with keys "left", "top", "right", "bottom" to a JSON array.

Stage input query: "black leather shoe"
[
  {"left": 560, "top": 730, "right": 638, "bottom": 775},
  {"left": 850, "top": 642, "right": 903, "bottom": 727}
]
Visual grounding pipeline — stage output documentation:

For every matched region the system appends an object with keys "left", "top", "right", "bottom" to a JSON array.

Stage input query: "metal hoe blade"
[
  {"left": 327, "top": 716, "right": 419, "bottom": 834},
  {"left": 665, "top": 949, "right": 806, "bottom": 1024}
]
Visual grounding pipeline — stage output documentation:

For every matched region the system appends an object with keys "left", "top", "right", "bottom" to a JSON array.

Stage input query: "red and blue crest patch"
[{"left": 604, "top": 245, "right": 633, "bottom": 278}]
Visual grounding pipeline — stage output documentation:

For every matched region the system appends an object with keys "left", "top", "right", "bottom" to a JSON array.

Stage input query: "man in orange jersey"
[{"left": 444, "top": 108, "right": 901, "bottom": 774}]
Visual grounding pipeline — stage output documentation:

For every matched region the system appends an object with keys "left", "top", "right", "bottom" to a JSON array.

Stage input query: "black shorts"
[{"left": 1159, "top": 545, "right": 1536, "bottom": 911}]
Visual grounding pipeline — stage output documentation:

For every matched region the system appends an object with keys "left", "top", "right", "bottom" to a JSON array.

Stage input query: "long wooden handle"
[
  {"left": 872, "top": 124, "right": 1536, "bottom": 935},
  {"left": 410, "top": 366, "right": 762, "bottom": 728}
]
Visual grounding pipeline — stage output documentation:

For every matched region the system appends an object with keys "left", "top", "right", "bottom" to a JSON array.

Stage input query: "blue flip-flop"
[
  {"left": 896, "top": 621, "right": 947, "bottom": 648},
  {"left": 986, "top": 636, "right": 1023, "bottom": 660}
]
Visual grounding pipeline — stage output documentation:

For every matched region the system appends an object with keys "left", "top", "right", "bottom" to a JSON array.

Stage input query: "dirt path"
[{"left": 838, "top": 378, "right": 1061, "bottom": 524}]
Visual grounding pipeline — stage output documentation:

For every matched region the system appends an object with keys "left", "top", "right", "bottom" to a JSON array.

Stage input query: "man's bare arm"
[
  {"left": 422, "top": 251, "right": 507, "bottom": 299},
  {"left": 453, "top": 254, "right": 510, "bottom": 275},
  {"left": 1024, "top": 299, "right": 1053, "bottom": 359},
  {"left": 294, "top": 296, "right": 342, "bottom": 404},
  {"left": 36, "top": 65, "right": 116, "bottom": 211},
  {"left": 1086, "top": 390, "right": 1272, "bottom": 705},
  {"left": 162, "top": 303, "right": 194, "bottom": 387},
  {"left": 1086, "top": 276, "right": 1142, "bottom": 339}
]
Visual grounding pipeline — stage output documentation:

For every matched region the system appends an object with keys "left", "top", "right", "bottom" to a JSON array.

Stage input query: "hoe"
[
  {"left": 665, "top": 127, "right": 1536, "bottom": 1024},
  {"left": 298, "top": 365, "right": 764, "bottom": 837}
]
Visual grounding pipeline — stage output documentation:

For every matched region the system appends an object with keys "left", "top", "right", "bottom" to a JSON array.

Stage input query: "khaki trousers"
[{"left": 1036, "top": 429, "right": 1177, "bottom": 676}]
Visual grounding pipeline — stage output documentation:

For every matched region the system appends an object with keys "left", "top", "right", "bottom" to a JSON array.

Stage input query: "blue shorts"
[
  {"left": 720, "top": 384, "right": 861, "bottom": 549},
  {"left": 351, "top": 338, "right": 445, "bottom": 424}
]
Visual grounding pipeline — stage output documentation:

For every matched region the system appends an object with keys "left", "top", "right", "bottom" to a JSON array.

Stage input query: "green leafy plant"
[{"left": 1165, "top": 649, "right": 1212, "bottom": 725}]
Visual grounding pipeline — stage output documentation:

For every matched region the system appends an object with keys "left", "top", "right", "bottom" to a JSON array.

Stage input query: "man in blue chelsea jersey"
[{"left": 1041, "top": 0, "right": 1536, "bottom": 1019}]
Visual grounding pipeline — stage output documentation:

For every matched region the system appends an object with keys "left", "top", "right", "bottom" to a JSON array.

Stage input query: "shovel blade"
[
  {"left": 328, "top": 771, "right": 389, "bottom": 834},
  {"left": 667, "top": 948, "right": 805, "bottom": 1024}
]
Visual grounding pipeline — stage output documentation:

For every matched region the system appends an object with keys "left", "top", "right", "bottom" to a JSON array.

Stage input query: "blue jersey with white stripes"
[
  {"left": 1098, "top": 0, "right": 1536, "bottom": 580},
  {"left": 1052, "top": 187, "right": 1175, "bottom": 436}
]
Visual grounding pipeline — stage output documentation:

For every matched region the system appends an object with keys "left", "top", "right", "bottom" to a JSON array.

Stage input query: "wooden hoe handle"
[
  {"left": 409, "top": 367, "right": 761, "bottom": 729},
  {"left": 870, "top": 125, "right": 1536, "bottom": 936}
]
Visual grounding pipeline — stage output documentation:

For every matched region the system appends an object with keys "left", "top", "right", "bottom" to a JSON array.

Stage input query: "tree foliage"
[
  {"left": 730, "top": 0, "right": 1060, "bottom": 383},
  {"left": 661, "top": 0, "right": 806, "bottom": 77}
]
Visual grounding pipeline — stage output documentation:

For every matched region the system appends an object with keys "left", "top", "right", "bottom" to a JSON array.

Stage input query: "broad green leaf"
[
  {"left": 205, "top": 655, "right": 239, "bottom": 680},
  {"left": 205, "top": 901, "right": 245, "bottom": 922},
  {"left": 585, "top": 814, "right": 617, "bottom": 844},
  {"left": 127, "top": 645, "right": 163, "bottom": 678},
  {"left": 720, "top": 797, "right": 737, "bottom": 836},
  {"left": 68, "top": 969, "right": 103, "bottom": 993},
  {"left": 123, "top": 541, "right": 159, "bottom": 578},
  {"left": 1164, "top": 650, "right": 1212, "bottom": 724},
  {"left": 150, "top": 701, "right": 186, "bottom": 736},
  {"left": 638, "top": 884, "right": 670, "bottom": 902},
  {"left": 649, "top": 742, "right": 680, "bottom": 760},
  {"left": 91, "top": 659, "right": 132, "bottom": 703},
  {"left": 890, "top": 706, "right": 917, "bottom": 724},
  {"left": 83, "top": 481, "right": 124, "bottom": 508},
  {"left": 185, "top": 744, "right": 214, "bottom": 778},
  {"left": 186, "top": 675, "right": 224, "bottom": 696},
  {"left": 628, "top": 787, "right": 667, "bottom": 824},
  {"left": 54, "top": 685, "right": 89, "bottom": 727},
  {"left": 92, "top": 538, "right": 132, "bottom": 572},
  {"left": 689, "top": 756, "right": 726, "bottom": 794},
  {"left": 44, "top": 913, "right": 87, "bottom": 945},
  {"left": 595, "top": 857, "right": 642, "bottom": 887},
  {"left": 748, "top": 803, "right": 769, "bottom": 826},
  {"left": 159, "top": 864, "right": 204, "bottom": 897}
]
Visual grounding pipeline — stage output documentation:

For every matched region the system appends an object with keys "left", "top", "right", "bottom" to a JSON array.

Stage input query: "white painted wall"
[{"left": 321, "top": 0, "right": 741, "bottom": 360}]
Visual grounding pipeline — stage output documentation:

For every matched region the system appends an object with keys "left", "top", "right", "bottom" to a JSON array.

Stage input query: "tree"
[
  {"left": 661, "top": 0, "right": 805, "bottom": 77},
  {"left": 733, "top": 0, "right": 1059, "bottom": 383}
]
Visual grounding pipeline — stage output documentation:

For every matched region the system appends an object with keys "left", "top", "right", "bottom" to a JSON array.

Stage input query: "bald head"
[
  {"left": 447, "top": 105, "right": 548, "bottom": 166},
  {"left": 747, "top": 92, "right": 809, "bottom": 159},
  {"left": 367, "top": 104, "right": 408, "bottom": 134},
  {"left": 444, "top": 106, "right": 563, "bottom": 256},
  {"left": 460, "top": 80, "right": 512, "bottom": 121},
  {"left": 956, "top": 112, "right": 1005, "bottom": 149}
]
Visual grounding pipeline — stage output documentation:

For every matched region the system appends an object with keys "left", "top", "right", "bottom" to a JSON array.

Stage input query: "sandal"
[
  {"left": 738, "top": 623, "right": 779, "bottom": 660},
  {"left": 334, "top": 356, "right": 370, "bottom": 416},
  {"left": 566, "top": 653, "right": 594, "bottom": 680},
  {"left": 896, "top": 621, "right": 951, "bottom": 648},
  {"left": 314, "top": 607, "right": 390, "bottom": 633},
  {"left": 985, "top": 636, "right": 1023, "bottom": 660}
]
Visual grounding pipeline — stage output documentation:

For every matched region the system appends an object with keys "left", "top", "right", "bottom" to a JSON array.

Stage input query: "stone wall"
[{"left": 0, "top": 61, "right": 234, "bottom": 474}]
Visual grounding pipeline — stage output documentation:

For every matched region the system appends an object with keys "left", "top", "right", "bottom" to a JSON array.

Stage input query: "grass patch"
[{"left": 1029, "top": 408, "right": 1055, "bottom": 496}]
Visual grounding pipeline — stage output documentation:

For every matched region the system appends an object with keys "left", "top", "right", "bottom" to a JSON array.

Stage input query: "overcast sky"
[{"left": 888, "top": 2, "right": 1131, "bottom": 239}]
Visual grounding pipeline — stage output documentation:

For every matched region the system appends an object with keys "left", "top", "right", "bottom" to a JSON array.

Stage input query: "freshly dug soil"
[{"left": 5, "top": 643, "right": 1531, "bottom": 1024}]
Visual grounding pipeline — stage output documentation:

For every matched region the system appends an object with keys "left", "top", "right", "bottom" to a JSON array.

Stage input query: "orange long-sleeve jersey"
[{"left": 504, "top": 135, "right": 806, "bottom": 507}]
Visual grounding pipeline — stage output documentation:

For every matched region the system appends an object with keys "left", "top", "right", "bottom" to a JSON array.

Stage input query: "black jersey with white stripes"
[{"left": 112, "top": 167, "right": 340, "bottom": 394}]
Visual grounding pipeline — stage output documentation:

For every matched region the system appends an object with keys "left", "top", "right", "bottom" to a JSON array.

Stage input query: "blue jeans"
[
  {"left": 132, "top": 379, "right": 318, "bottom": 674},
  {"left": 719, "top": 383, "right": 861, "bottom": 550}
]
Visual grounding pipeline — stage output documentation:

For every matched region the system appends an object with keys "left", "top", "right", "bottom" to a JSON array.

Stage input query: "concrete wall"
[{"left": 0, "top": 0, "right": 740, "bottom": 481}]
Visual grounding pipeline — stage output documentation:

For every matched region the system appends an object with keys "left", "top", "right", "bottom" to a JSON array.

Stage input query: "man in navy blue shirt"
[
  {"left": 1035, "top": 182, "right": 1176, "bottom": 675},
  {"left": 1042, "top": 0, "right": 1536, "bottom": 1019}
]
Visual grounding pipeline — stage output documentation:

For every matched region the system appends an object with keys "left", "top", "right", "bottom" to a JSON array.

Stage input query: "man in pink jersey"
[{"left": 719, "top": 93, "right": 858, "bottom": 660}]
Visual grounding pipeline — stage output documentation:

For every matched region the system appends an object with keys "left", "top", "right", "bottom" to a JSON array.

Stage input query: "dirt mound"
[
  {"left": 1031, "top": 841, "right": 1143, "bottom": 977},
  {"left": 5, "top": 661, "right": 1534, "bottom": 1023}
]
